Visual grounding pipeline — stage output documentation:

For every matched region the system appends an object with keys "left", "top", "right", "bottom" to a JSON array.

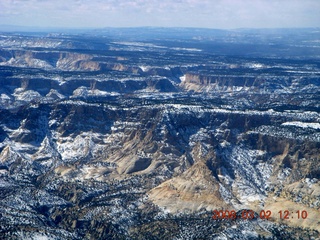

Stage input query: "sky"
[{"left": 0, "top": 0, "right": 319, "bottom": 29}]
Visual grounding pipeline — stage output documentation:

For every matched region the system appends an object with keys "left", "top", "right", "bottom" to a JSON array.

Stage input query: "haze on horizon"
[{"left": 0, "top": 0, "right": 319, "bottom": 30}]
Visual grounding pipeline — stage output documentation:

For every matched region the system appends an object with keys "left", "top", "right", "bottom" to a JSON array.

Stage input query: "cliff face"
[
  {"left": 56, "top": 52, "right": 101, "bottom": 71},
  {"left": 180, "top": 72, "right": 320, "bottom": 94},
  {"left": 0, "top": 50, "right": 103, "bottom": 71},
  {"left": 184, "top": 73, "right": 257, "bottom": 86}
]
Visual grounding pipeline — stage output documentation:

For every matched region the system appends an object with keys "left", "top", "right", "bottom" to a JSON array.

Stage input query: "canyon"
[{"left": 0, "top": 28, "right": 319, "bottom": 239}]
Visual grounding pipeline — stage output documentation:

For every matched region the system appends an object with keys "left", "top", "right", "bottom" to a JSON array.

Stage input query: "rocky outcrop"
[
  {"left": 56, "top": 52, "right": 101, "bottom": 71},
  {"left": 148, "top": 161, "right": 229, "bottom": 213}
]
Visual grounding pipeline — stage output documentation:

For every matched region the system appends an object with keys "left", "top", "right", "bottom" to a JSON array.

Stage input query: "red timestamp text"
[
  {"left": 212, "top": 209, "right": 270, "bottom": 220},
  {"left": 212, "top": 209, "right": 308, "bottom": 220},
  {"left": 278, "top": 210, "right": 308, "bottom": 220}
]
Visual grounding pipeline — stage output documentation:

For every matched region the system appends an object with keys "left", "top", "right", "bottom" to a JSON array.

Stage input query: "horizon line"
[{"left": 0, "top": 24, "right": 319, "bottom": 33}]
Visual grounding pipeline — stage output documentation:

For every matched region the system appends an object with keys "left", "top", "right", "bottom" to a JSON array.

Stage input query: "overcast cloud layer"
[{"left": 0, "top": 0, "right": 319, "bottom": 29}]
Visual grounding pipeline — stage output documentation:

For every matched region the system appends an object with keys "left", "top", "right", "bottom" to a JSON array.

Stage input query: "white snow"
[
  {"left": 281, "top": 121, "right": 320, "bottom": 130},
  {"left": 0, "top": 93, "right": 11, "bottom": 100},
  {"left": 13, "top": 88, "right": 42, "bottom": 102},
  {"left": 224, "top": 146, "right": 271, "bottom": 206},
  {"left": 179, "top": 75, "right": 186, "bottom": 82},
  {"left": 139, "top": 65, "right": 151, "bottom": 72},
  {"left": 171, "top": 47, "right": 202, "bottom": 52},
  {"left": 45, "top": 89, "right": 65, "bottom": 99},
  {"left": 113, "top": 41, "right": 166, "bottom": 49}
]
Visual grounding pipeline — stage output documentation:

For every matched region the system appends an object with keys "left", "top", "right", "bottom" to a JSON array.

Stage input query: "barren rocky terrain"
[{"left": 0, "top": 28, "right": 319, "bottom": 239}]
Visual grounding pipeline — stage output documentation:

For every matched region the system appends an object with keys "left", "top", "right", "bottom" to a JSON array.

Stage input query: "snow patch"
[
  {"left": 139, "top": 65, "right": 151, "bottom": 72},
  {"left": 179, "top": 75, "right": 186, "bottom": 82},
  {"left": 282, "top": 121, "right": 320, "bottom": 130},
  {"left": 13, "top": 88, "right": 42, "bottom": 102}
]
